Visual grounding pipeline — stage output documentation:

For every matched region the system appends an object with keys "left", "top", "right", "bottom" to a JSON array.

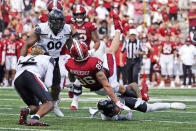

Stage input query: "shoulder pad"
[{"left": 34, "top": 24, "right": 41, "bottom": 35}]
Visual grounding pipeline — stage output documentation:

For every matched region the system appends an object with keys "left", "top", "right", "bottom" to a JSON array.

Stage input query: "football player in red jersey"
[
  {"left": 65, "top": 5, "right": 100, "bottom": 110},
  {"left": 4, "top": 33, "right": 18, "bottom": 87},
  {"left": 65, "top": 14, "right": 144, "bottom": 111},
  {"left": 0, "top": 36, "right": 5, "bottom": 85},
  {"left": 72, "top": 5, "right": 100, "bottom": 52},
  {"left": 159, "top": 34, "right": 176, "bottom": 88}
]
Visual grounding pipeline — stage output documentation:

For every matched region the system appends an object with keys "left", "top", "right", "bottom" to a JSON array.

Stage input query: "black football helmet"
[
  {"left": 48, "top": 9, "right": 65, "bottom": 35},
  {"left": 97, "top": 99, "right": 120, "bottom": 117}
]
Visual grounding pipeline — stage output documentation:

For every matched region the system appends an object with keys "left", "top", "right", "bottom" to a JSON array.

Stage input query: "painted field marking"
[{"left": 0, "top": 127, "right": 61, "bottom": 131}]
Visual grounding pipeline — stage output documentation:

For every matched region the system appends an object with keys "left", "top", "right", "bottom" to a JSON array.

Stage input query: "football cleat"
[
  {"left": 112, "top": 12, "right": 122, "bottom": 32},
  {"left": 53, "top": 101, "right": 64, "bottom": 117},
  {"left": 70, "top": 99, "right": 78, "bottom": 110},
  {"left": 170, "top": 102, "right": 187, "bottom": 110},
  {"left": 27, "top": 119, "right": 49, "bottom": 126},
  {"left": 141, "top": 83, "right": 149, "bottom": 101},
  {"left": 18, "top": 108, "right": 29, "bottom": 125},
  {"left": 70, "top": 106, "right": 78, "bottom": 110}
]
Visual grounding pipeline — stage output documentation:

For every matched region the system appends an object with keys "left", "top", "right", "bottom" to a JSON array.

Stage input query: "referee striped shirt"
[{"left": 121, "top": 39, "right": 143, "bottom": 59}]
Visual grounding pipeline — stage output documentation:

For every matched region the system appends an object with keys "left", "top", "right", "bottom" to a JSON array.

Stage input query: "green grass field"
[{"left": 0, "top": 87, "right": 196, "bottom": 131}]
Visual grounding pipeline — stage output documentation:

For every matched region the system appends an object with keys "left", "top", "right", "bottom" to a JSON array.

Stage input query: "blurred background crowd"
[{"left": 0, "top": 0, "right": 196, "bottom": 88}]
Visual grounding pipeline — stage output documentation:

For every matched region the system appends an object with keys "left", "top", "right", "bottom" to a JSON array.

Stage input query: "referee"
[{"left": 120, "top": 29, "right": 144, "bottom": 84}]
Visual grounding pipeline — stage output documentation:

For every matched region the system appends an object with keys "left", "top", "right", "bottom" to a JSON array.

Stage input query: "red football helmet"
[
  {"left": 70, "top": 40, "right": 89, "bottom": 62},
  {"left": 47, "top": 0, "right": 63, "bottom": 12},
  {"left": 186, "top": 37, "right": 192, "bottom": 42},
  {"left": 73, "top": 5, "right": 86, "bottom": 23}
]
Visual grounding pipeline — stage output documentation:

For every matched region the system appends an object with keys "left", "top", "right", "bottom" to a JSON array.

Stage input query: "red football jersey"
[
  {"left": 73, "top": 22, "right": 97, "bottom": 49},
  {"left": 65, "top": 57, "right": 105, "bottom": 91},
  {"left": 4, "top": 39, "right": 18, "bottom": 56},
  {"left": 0, "top": 41, "right": 4, "bottom": 62},
  {"left": 16, "top": 40, "right": 24, "bottom": 58},
  {"left": 161, "top": 41, "right": 176, "bottom": 55},
  {"left": 150, "top": 43, "right": 161, "bottom": 63},
  {"left": 159, "top": 27, "right": 168, "bottom": 37}
]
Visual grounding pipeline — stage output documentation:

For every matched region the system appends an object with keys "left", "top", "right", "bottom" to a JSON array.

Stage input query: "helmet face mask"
[
  {"left": 73, "top": 5, "right": 86, "bottom": 23},
  {"left": 48, "top": 9, "right": 65, "bottom": 35},
  {"left": 70, "top": 40, "right": 89, "bottom": 62},
  {"left": 97, "top": 99, "right": 120, "bottom": 117}
]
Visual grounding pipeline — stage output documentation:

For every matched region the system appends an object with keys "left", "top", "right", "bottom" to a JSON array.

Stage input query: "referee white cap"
[{"left": 129, "top": 29, "right": 138, "bottom": 36}]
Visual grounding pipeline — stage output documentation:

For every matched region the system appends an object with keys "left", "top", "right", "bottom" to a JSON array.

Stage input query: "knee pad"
[{"left": 73, "top": 84, "right": 82, "bottom": 96}]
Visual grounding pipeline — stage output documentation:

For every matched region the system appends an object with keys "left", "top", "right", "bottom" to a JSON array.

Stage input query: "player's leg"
[
  {"left": 25, "top": 71, "right": 53, "bottom": 126},
  {"left": 14, "top": 71, "right": 40, "bottom": 125},
  {"left": 51, "top": 58, "right": 64, "bottom": 117},
  {"left": 168, "top": 55, "right": 175, "bottom": 87},
  {"left": 70, "top": 81, "right": 82, "bottom": 110},
  {"left": 159, "top": 55, "right": 167, "bottom": 87},
  {"left": 124, "top": 97, "right": 186, "bottom": 113},
  {"left": 4, "top": 56, "right": 10, "bottom": 87},
  {"left": 11, "top": 56, "right": 17, "bottom": 87},
  {"left": 106, "top": 13, "right": 122, "bottom": 55}
]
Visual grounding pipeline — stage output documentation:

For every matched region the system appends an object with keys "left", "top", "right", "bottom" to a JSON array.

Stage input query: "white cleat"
[
  {"left": 171, "top": 102, "right": 186, "bottom": 110},
  {"left": 70, "top": 99, "right": 78, "bottom": 110},
  {"left": 53, "top": 101, "right": 64, "bottom": 117},
  {"left": 159, "top": 81, "right": 165, "bottom": 88},
  {"left": 170, "top": 81, "right": 175, "bottom": 88}
]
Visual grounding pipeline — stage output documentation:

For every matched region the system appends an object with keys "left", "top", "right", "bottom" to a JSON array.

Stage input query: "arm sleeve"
[{"left": 44, "top": 58, "right": 55, "bottom": 88}]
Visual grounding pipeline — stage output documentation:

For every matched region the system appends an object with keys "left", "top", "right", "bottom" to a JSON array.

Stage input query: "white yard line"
[
  {"left": 0, "top": 107, "right": 12, "bottom": 110},
  {"left": 0, "top": 112, "right": 196, "bottom": 125},
  {"left": 0, "top": 127, "right": 61, "bottom": 131}
]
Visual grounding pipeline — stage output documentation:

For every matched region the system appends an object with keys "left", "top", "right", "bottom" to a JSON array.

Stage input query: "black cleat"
[
  {"left": 18, "top": 108, "right": 29, "bottom": 125},
  {"left": 27, "top": 119, "right": 50, "bottom": 126}
]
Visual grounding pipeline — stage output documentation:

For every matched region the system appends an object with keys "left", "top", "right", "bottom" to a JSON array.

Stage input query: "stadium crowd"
[{"left": 0, "top": 0, "right": 196, "bottom": 88}]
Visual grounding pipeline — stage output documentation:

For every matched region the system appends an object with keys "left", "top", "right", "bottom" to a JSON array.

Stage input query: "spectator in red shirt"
[
  {"left": 188, "top": 7, "right": 196, "bottom": 32},
  {"left": 87, "top": 4, "right": 98, "bottom": 22},
  {"left": 150, "top": 0, "right": 162, "bottom": 12},
  {"left": 161, "top": 7, "right": 169, "bottom": 22},
  {"left": 0, "top": 36, "right": 5, "bottom": 84},
  {"left": 1, "top": 0, "right": 10, "bottom": 29},
  {"left": 168, "top": 0, "right": 178, "bottom": 22}
]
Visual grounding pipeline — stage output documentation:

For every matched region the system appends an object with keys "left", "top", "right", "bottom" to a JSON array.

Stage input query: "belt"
[{"left": 127, "top": 57, "right": 139, "bottom": 61}]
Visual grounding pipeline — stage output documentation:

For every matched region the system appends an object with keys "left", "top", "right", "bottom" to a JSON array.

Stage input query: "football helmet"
[
  {"left": 73, "top": 5, "right": 86, "bottom": 23},
  {"left": 185, "top": 37, "right": 191, "bottom": 42},
  {"left": 47, "top": 0, "right": 63, "bottom": 12},
  {"left": 48, "top": 9, "right": 65, "bottom": 35},
  {"left": 70, "top": 39, "right": 89, "bottom": 62},
  {"left": 97, "top": 99, "right": 121, "bottom": 117}
]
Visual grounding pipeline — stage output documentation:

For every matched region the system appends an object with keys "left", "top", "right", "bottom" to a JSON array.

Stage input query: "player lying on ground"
[
  {"left": 89, "top": 90, "right": 186, "bottom": 121},
  {"left": 65, "top": 13, "right": 148, "bottom": 111},
  {"left": 14, "top": 45, "right": 55, "bottom": 126}
]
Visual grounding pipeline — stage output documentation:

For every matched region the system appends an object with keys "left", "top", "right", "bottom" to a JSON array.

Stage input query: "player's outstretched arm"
[
  {"left": 20, "top": 32, "right": 39, "bottom": 56},
  {"left": 96, "top": 71, "right": 118, "bottom": 103}
]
